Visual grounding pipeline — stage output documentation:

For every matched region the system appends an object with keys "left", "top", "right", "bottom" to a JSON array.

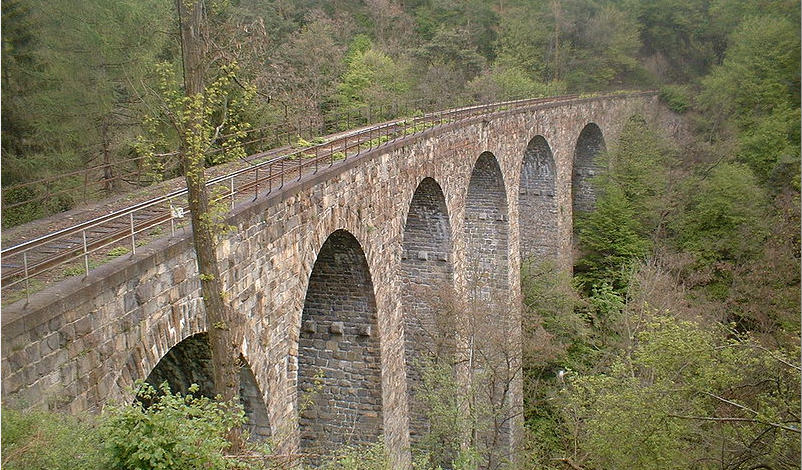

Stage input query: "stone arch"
[
  {"left": 518, "top": 135, "right": 558, "bottom": 262},
  {"left": 115, "top": 295, "right": 206, "bottom": 402},
  {"left": 572, "top": 122, "right": 606, "bottom": 216},
  {"left": 298, "top": 229, "right": 383, "bottom": 454},
  {"left": 463, "top": 151, "right": 512, "bottom": 466},
  {"left": 464, "top": 151, "right": 510, "bottom": 303},
  {"left": 144, "top": 332, "right": 272, "bottom": 441},
  {"left": 400, "top": 177, "right": 454, "bottom": 444}
]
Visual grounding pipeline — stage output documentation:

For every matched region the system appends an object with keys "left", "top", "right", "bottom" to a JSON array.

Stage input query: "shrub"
[{"left": 101, "top": 381, "right": 248, "bottom": 470}]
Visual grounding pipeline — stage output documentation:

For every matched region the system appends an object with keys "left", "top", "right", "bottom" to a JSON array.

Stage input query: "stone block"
[
  {"left": 302, "top": 321, "right": 316, "bottom": 334},
  {"left": 329, "top": 322, "right": 344, "bottom": 335}
]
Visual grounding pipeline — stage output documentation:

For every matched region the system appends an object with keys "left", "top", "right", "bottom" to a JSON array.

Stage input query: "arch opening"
[
  {"left": 298, "top": 229, "right": 383, "bottom": 454},
  {"left": 465, "top": 152, "right": 510, "bottom": 303},
  {"left": 400, "top": 177, "right": 454, "bottom": 444},
  {"left": 145, "top": 333, "right": 271, "bottom": 441},
  {"left": 464, "top": 152, "right": 513, "bottom": 466},
  {"left": 572, "top": 123, "right": 606, "bottom": 216},
  {"left": 518, "top": 136, "right": 558, "bottom": 262}
]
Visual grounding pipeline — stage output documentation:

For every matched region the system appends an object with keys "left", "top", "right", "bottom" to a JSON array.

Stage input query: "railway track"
[{"left": 0, "top": 94, "right": 587, "bottom": 298}]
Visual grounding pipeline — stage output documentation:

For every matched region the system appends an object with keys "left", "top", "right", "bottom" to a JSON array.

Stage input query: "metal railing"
[
  {"left": 0, "top": 91, "right": 657, "bottom": 300},
  {"left": 0, "top": 98, "right": 458, "bottom": 214}
]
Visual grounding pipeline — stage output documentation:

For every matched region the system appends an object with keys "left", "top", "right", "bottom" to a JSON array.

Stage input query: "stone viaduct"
[{"left": 1, "top": 92, "right": 676, "bottom": 467}]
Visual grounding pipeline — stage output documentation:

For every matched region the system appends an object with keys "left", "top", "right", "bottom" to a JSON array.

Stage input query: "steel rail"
[{"left": 0, "top": 92, "right": 656, "bottom": 295}]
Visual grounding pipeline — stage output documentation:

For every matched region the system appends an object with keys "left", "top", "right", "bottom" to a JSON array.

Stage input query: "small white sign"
[{"left": 171, "top": 206, "right": 185, "bottom": 218}]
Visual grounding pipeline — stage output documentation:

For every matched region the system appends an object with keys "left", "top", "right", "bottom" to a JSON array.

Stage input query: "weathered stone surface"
[{"left": 1, "top": 93, "right": 673, "bottom": 469}]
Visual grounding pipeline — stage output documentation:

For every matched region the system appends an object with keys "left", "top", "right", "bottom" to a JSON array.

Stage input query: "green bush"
[{"left": 101, "top": 381, "right": 249, "bottom": 470}]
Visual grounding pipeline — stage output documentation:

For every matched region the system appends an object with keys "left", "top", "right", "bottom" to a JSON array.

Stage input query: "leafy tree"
[
  {"left": 726, "top": 190, "right": 801, "bottom": 346},
  {"left": 494, "top": 4, "right": 551, "bottom": 80},
  {"left": 1, "top": 0, "right": 173, "bottom": 224},
  {"left": 135, "top": 0, "right": 253, "bottom": 450},
  {"left": 635, "top": 0, "right": 717, "bottom": 82},
  {"left": 575, "top": 183, "right": 651, "bottom": 291},
  {"left": 565, "top": 316, "right": 801, "bottom": 470},
  {"left": 672, "top": 163, "right": 769, "bottom": 269},
  {"left": 334, "top": 42, "right": 412, "bottom": 117},
  {"left": 257, "top": 13, "right": 350, "bottom": 125},
  {"left": 466, "top": 66, "right": 565, "bottom": 103},
  {"left": 598, "top": 117, "right": 677, "bottom": 238},
  {"left": 700, "top": 15, "right": 801, "bottom": 180}
]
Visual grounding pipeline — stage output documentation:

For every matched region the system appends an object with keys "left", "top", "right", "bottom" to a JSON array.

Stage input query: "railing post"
[
  {"left": 170, "top": 202, "right": 176, "bottom": 236},
  {"left": 253, "top": 168, "right": 259, "bottom": 201},
  {"left": 23, "top": 251, "right": 29, "bottom": 302},
  {"left": 130, "top": 212, "right": 136, "bottom": 254},
  {"left": 82, "top": 230, "right": 89, "bottom": 275},
  {"left": 230, "top": 176, "right": 235, "bottom": 210},
  {"left": 268, "top": 163, "right": 273, "bottom": 194}
]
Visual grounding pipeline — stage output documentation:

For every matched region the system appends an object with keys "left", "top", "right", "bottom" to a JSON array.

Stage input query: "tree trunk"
[
  {"left": 101, "top": 120, "right": 115, "bottom": 194},
  {"left": 177, "top": 0, "right": 242, "bottom": 449}
]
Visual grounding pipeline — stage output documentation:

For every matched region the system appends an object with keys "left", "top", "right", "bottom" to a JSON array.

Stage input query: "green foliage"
[
  {"left": 672, "top": 163, "right": 769, "bottom": 267},
  {"left": 659, "top": 84, "right": 692, "bottom": 113},
  {"left": 106, "top": 246, "right": 130, "bottom": 258},
  {"left": 575, "top": 183, "right": 650, "bottom": 291},
  {"left": 1, "top": 0, "right": 174, "bottom": 223},
  {"left": 565, "top": 316, "right": 801, "bottom": 470},
  {"left": 466, "top": 66, "right": 565, "bottom": 102},
  {"left": 1, "top": 408, "right": 104, "bottom": 470},
  {"left": 335, "top": 46, "right": 412, "bottom": 116},
  {"left": 412, "top": 357, "right": 470, "bottom": 468},
  {"left": 700, "top": 15, "right": 801, "bottom": 179},
  {"left": 599, "top": 117, "right": 676, "bottom": 234},
  {"left": 318, "top": 440, "right": 390, "bottom": 470},
  {"left": 102, "top": 381, "right": 248, "bottom": 470},
  {"left": 725, "top": 190, "right": 801, "bottom": 342},
  {"left": 574, "top": 117, "right": 677, "bottom": 292}
]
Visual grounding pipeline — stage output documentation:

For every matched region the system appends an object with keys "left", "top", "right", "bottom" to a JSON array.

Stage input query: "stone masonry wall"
[
  {"left": 464, "top": 152, "right": 509, "bottom": 304},
  {"left": 400, "top": 177, "right": 454, "bottom": 443},
  {"left": 519, "top": 136, "right": 558, "bottom": 262},
  {"left": 1, "top": 93, "right": 666, "bottom": 469},
  {"left": 571, "top": 123, "right": 607, "bottom": 215},
  {"left": 297, "top": 230, "right": 383, "bottom": 453}
]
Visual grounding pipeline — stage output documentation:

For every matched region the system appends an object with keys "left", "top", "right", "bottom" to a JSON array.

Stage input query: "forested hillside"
[
  {"left": 2, "top": 0, "right": 800, "bottom": 469},
  {"left": 3, "top": 0, "right": 799, "bottom": 225}
]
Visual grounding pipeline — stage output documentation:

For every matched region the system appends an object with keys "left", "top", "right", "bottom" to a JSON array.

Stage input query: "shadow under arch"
[
  {"left": 399, "top": 176, "right": 455, "bottom": 444},
  {"left": 297, "top": 229, "right": 383, "bottom": 455},
  {"left": 572, "top": 122, "right": 607, "bottom": 216},
  {"left": 144, "top": 332, "right": 271, "bottom": 441},
  {"left": 465, "top": 151, "right": 510, "bottom": 303},
  {"left": 463, "top": 151, "right": 513, "bottom": 467},
  {"left": 518, "top": 135, "right": 558, "bottom": 262}
]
